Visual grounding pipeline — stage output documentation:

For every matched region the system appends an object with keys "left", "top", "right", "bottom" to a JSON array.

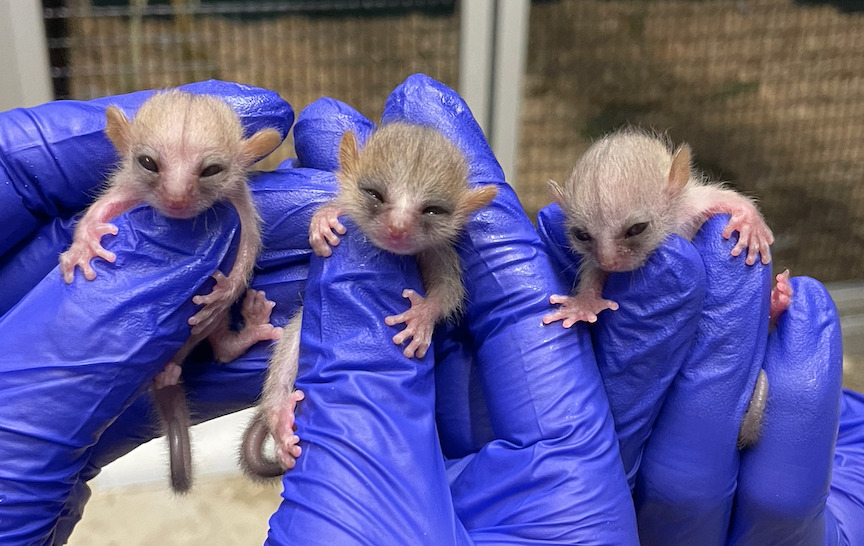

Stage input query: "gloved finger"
[
  {"left": 433, "top": 320, "right": 494, "bottom": 459},
  {"left": 243, "top": 166, "right": 336, "bottom": 327},
  {"left": 46, "top": 171, "right": 308, "bottom": 540},
  {"left": 383, "top": 74, "right": 638, "bottom": 543},
  {"left": 53, "top": 162, "right": 331, "bottom": 541},
  {"left": 0, "top": 80, "right": 292, "bottom": 259},
  {"left": 537, "top": 202, "right": 707, "bottom": 486},
  {"left": 0, "top": 203, "right": 238, "bottom": 543},
  {"left": 0, "top": 216, "right": 76, "bottom": 315},
  {"left": 634, "top": 215, "right": 772, "bottom": 546},
  {"left": 280, "top": 95, "right": 470, "bottom": 542},
  {"left": 730, "top": 277, "right": 845, "bottom": 544},
  {"left": 293, "top": 97, "right": 375, "bottom": 172},
  {"left": 267, "top": 221, "right": 473, "bottom": 545},
  {"left": 825, "top": 389, "right": 864, "bottom": 544}
]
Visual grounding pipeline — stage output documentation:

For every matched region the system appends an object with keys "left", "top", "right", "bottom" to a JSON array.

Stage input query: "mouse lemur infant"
[
  {"left": 240, "top": 121, "right": 498, "bottom": 478},
  {"left": 59, "top": 90, "right": 283, "bottom": 491},
  {"left": 545, "top": 128, "right": 791, "bottom": 448}
]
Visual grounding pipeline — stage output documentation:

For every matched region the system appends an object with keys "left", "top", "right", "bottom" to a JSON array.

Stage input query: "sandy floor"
[{"left": 68, "top": 476, "right": 281, "bottom": 546}]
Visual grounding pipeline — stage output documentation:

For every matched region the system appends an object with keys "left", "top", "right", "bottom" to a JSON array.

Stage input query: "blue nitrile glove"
[
  {"left": 0, "top": 80, "right": 300, "bottom": 544},
  {"left": 265, "top": 73, "right": 640, "bottom": 544},
  {"left": 0, "top": 74, "right": 638, "bottom": 545},
  {"left": 538, "top": 203, "right": 863, "bottom": 544}
]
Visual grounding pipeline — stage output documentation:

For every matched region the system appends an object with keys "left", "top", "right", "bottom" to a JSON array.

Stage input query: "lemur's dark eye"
[
  {"left": 626, "top": 222, "right": 649, "bottom": 238},
  {"left": 572, "top": 228, "right": 592, "bottom": 242},
  {"left": 422, "top": 205, "right": 451, "bottom": 216},
  {"left": 362, "top": 188, "right": 384, "bottom": 203},
  {"left": 137, "top": 155, "right": 158, "bottom": 173},
  {"left": 200, "top": 164, "right": 224, "bottom": 177}
]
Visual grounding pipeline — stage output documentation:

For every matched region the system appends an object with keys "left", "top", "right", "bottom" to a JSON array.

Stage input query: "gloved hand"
[
  {"left": 265, "top": 74, "right": 638, "bottom": 544},
  {"left": 6, "top": 73, "right": 856, "bottom": 546},
  {"left": 537, "top": 202, "right": 864, "bottom": 544},
  {"left": 0, "top": 75, "right": 639, "bottom": 544},
  {"left": 0, "top": 80, "right": 302, "bottom": 543}
]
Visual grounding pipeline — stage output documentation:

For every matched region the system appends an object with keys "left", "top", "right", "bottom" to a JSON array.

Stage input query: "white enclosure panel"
[
  {"left": 0, "top": 0, "right": 52, "bottom": 111},
  {"left": 490, "top": 0, "right": 529, "bottom": 189},
  {"left": 458, "top": 0, "right": 495, "bottom": 134}
]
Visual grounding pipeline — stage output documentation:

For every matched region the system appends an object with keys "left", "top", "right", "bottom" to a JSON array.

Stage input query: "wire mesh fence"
[
  {"left": 41, "top": 0, "right": 459, "bottom": 167},
  {"left": 40, "top": 0, "right": 863, "bottom": 285},
  {"left": 519, "top": 0, "right": 864, "bottom": 285}
]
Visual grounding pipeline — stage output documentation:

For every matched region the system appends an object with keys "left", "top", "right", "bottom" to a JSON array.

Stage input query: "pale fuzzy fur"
[
  {"left": 551, "top": 127, "right": 762, "bottom": 273},
  {"left": 335, "top": 123, "right": 494, "bottom": 258},
  {"left": 546, "top": 127, "right": 774, "bottom": 449},
  {"left": 334, "top": 121, "right": 497, "bottom": 319},
  {"left": 105, "top": 90, "right": 279, "bottom": 220}
]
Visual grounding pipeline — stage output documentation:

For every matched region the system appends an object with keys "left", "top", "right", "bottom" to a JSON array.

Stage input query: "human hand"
[
  {"left": 0, "top": 80, "right": 298, "bottom": 543},
  {"left": 263, "top": 74, "right": 640, "bottom": 544},
  {"left": 538, "top": 203, "right": 860, "bottom": 544}
]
